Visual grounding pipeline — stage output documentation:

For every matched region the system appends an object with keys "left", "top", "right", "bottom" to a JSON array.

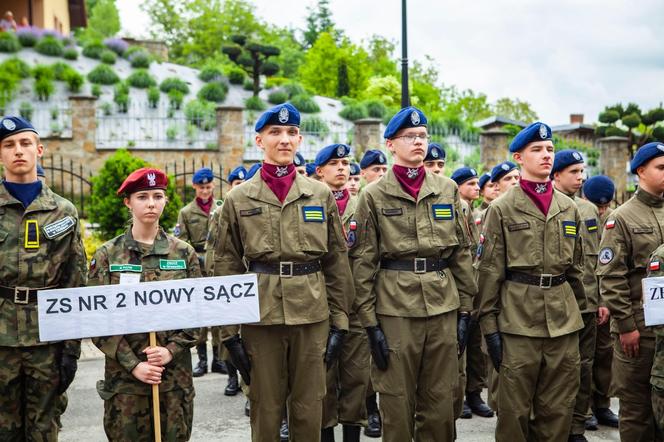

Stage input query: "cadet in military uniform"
[
  {"left": 316, "top": 143, "right": 368, "bottom": 442},
  {"left": 347, "top": 163, "right": 361, "bottom": 197},
  {"left": 350, "top": 107, "right": 476, "bottom": 441},
  {"left": 213, "top": 103, "right": 353, "bottom": 442},
  {"left": 582, "top": 175, "right": 619, "bottom": 430},
  {"left": 306, "top": 162, "right": 320, "bottom": 180},
  {"left": 477, "top": 122, "right": 586, "bottom": 442},
  {"left": 475, "top": 172, "right": 499, "bottom": 222},
  {"left": 175, "top": 167, "right": 225, "bottom": 378},
  {"left": 360, "top": 149, "right": 388, "bottom": 185},
  {"left": 90, "top": 167, "right": 200, "bottom": 441},
  {"left": 294, "top": 152, "right": 306, "bottom": 175},
  {"left": 551, "top": 150, "right": 606, "bottom": 441},
  {"left": 648, "top": 243, "right": 664, "bottom": 432},
  {"left": 423, "top": 142, "right": 446, "bottom": 175},
  {"left": 491, "top": 160, "right": 520, "bottom": 193},
  {"left": 0, "top": 116, "right": 87, "bottom": 440},
  {"left": 597, "top": 142, "right": 664, "bottom": 441}
]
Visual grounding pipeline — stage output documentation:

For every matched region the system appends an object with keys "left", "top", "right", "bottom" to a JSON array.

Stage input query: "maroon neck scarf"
[
  {"left": 520, "top": 179, "right": 553, "bottom": 215},
  {"left": 261, "top": 163, "right": 296, "bottom": 203},
  {"left": 332, "top": 188, "right": 350, "bottom": 216},
  {"left": 195, "top": 197, "right": 213, "bottom": 215},
  {"left": 393, "top": 165, "right": 425, "bottom": 200}
]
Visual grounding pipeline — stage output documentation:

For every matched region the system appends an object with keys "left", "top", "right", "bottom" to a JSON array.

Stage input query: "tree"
[
  {"left": 302, "top": 0, "right": 340, "bottom": 48},
  {"left": 439, "top": 85, "right": 492, "bottom": 129},
  {"left": 365, "top": 35, "right": 397, "bottom": 78},
  {"left": 81, "top": 0, "right": 120, "bottom": 42},
  {"left": 596, "top": 102, "right": 664, "bottom": 157},
  {"left": 222, "top": 35, "right": 280, "bottom": 97},
  {"left": 492, "top": 97, "right": 538, "bottom": 123}
]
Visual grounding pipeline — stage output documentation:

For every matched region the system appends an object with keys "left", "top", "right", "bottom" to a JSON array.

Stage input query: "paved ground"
[{"left": 60, "top": 340, "right": 621, "bottom": 441}]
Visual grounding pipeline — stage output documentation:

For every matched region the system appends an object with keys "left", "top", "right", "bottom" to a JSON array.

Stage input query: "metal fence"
[
  {"left": 163, "top": 158, "right": 227, "bottom": 203},
  {"left": 4, "top": 101, "right": 72, "bottom": 138},
  {"left": 40, "top": 154, "right": 93, "bottom": 217}
]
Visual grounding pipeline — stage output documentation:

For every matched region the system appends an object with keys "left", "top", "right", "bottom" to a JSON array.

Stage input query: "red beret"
[{"left": 117, "top": 167, "right": 168, "bottom": 195}]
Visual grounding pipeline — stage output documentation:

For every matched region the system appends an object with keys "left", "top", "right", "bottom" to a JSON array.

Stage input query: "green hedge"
[
  {"left": 35, "top": 36, "right": 64, "bottom": 57},
  {"left": 290, "top": 94, "right": 320, "bottom": 113},
  {"left": 87, "top": 64, "right": 120, "bottom": 85},
  {"left": 0, "top": 32, "right": 21, "bottom": 53},
  {"left": 197, "top": 82, "right": 227, "bottom": 103},
  {"left": 127, "top": 69, "right": 157, "bottom": 88},
  {"left": 82, "top": 41, "right": 105, "bottom": 59},
  {"left": 159, "top": 77, "right": 189, "bottom": 95}
]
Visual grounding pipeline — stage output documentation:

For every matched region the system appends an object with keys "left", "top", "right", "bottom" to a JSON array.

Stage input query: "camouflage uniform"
[
  {"left": 90, "top": 226, "right": 201, "bottom": 442},
  {"left": 0, "top": 183, "right": 87, "bottom": 441},
  {"left": 649, "top": 244, "right": 664, "bottom": 432}
]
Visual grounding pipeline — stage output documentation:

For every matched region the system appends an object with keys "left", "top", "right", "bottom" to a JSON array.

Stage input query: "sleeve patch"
[{"left": 598, "top": 247, "right": 614, "bottom": 265}]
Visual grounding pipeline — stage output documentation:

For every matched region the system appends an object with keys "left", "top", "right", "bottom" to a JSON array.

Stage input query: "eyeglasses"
[{"left": 392, "top": 134, "right": 430, "bottom": 144}]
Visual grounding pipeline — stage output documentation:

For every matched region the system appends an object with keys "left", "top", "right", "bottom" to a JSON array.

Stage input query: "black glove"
[
  {"left": 324, "top": 326, "right": 347, "bottom": 368},
  {"left": 457, "top": 312, "right": 471, "bottom": 358},
  {"left": 224, "top": 334, "right": 251, "bottom": 385},
  {"left": 58, "top": 353, "right": 78, "bottom": 394},
  {"left": 366, "top": 325, "right": 389, "bottom": 371},
  {"left": 484, "top": 332, "right": 503, "bottom": 372}
]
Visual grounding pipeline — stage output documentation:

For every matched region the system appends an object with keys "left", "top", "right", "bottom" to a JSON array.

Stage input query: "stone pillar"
[
  {"left": 216, "top": 105, "right": 245, "bottom": 176},
  {"left": 597, "top": 136, "right": 629, "bottom": 202},
  {"left": 353, "top": 118, "right": 382, "bottom": 159},
  {"left": 69, "top": 95, "right": 97, "bottom": 156},
  {"left": 480, "top": 128, "right": 510, "bottom": 169}
]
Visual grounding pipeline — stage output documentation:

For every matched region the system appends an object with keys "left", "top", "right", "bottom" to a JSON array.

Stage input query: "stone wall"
[
  {"left": 597, "top": 136, "right": 629, "bottom": 201},
  {"left": 480, "top": 128, "right": 510, "bottom": 168}
]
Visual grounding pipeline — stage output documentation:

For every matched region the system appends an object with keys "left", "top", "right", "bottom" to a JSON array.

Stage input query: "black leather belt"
[
  {"left": 248, "top": 261, "right": 321, "bottom": 278},
  {"left": 194, "top": 245, "right": 206, "bottom": 253},
  {"left": 380, "top": 258, "right": 448, "bottom": 274},
  {"left": 0, "top": 285, "right": 55, "bottom": 304},
  {"left": 506, "top": 271, "right": 566, "bottom": 289}
]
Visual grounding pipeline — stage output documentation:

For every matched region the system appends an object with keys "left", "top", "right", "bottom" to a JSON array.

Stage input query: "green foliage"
[
  {"left": 244, "top": 96, "right": 266, "bottom": 111},
  {"left": 364, "top": 100, "right": 388, "bottom": 119},
  {"left": 35, "top": 36, "right": 64, "bottom": 57},
  {"left": 598, "top": 110, "right": 620, "bottom": 124},
  {"left": 1, "top": 57, "right": 31, "bottom": 78},
  {"left": 101, "top": 101, "right": 113, "bottom": 115},
  {"left": 83, "top": 41, "right": 105, "bottom": 59},
  {"left": 300, "top": 116, "right": 329, "bottom": 136},
  {"left": 282, "top": 81, "right": 306, "bottom": 98},
  {"left": 197, "top": 81, "right": 228, "bottom": 102},
  {"left": 123, "top": 45, "right": 144, "bottom": 59},
  {"left": 17, "top": 30, "right": 38, "bottom": 47},
  {"left": 19, "top": 101, "right": 34, "bottom": 121},
  {"left": 243, "top": 78, "right": 254, "bottom": 91},
  {"left": 89, "top": 149, "right": 182, "bottom": 239},
  {"left": 168, "top": 89, "right": 184, "bottom": 110},
  {"left": 166, "top": 125, "right": 177, "bottom": 140},
  {"left": 492, "top": 97, "right": 538, "bottom": 123},
  {"left": 653, "top": 126, "right": 664, "bottom": 142},
  {"left": 35, "top": 77, "right": 55, "bottom": 101},
  {"left": 100, "top": 49, "right": 118, "bottom": 64},
  {"left": 147, "top": 86, "right": 160, "bottom": 108},
  {"left": 80, "top": 0, "right": 121, "bottom": 43},
  {"left": 227, "top": 67, "right": 245, "bottom": 84},
  {"left": 222, "top": 34, "right": 281, "bottom": 97},
  {"left": 198, "top": 66, "right": 224, "bottom": 82},
  {"left": 622, "top": 113, "right": 641, "bottom": 129},
  {"left": 87, "top": 64, "right": 120, "bottom": 84},
  {"left": 129, "top": 51, "right": 151, "bottom": 68},
  {"left": 0, "top": 32, "right": 21, "bottom": 53},
  {"left": 184, "top": 99, "right": 216, "bottom": 130},
  {"left": 339, "top": 101, "right": 368, "bottom": 121},
  {"left": 0, "top": 69, "right": 19, "bottom": 111},
  {"left": 303, "top": 0, "right": 340, "bottom": 48},
  {"left": 289, "top": 94, "right": 319, "bottom": 113},
  {"left": 596, "top": 102, "right": 664, "bottom": 156},
  {"left": 64, "top": 70, "right": 85, "bottom": 93},
  {"left": 160, "top": 77, "right": 190, "bottom": 95},
  {"left": 51, "top": 62, "right": 75, "bottom": 80},
  {"left": 114, "top": 83, "right": 130, "bottom": 112},
  {"left": 63, "top": 46, "right": 79, "bottom": 60},
  {"left": 268, "top": 90, "right": 288, "bottom": 105},
  {"left": 127, "top": 69, "right": 157, "bottom": 88},
  {"left": 91, "top": 84, "right": 102, "bottom": 98}
]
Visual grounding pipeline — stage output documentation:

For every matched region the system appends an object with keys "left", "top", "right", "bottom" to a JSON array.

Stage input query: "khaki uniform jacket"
[
  {"left": 597, "top": 188, "right": 664, "bottom": 338},
  {"left": 90, "top": 227, "right": 201, "bottom": 395},
  {"left": 349, "top": 169, "right": 477, "bottom": 328},
  {"left": 575, "top": 196, "right": 600, "bottom": 313},
  {"left": 176, "top": 199, "right": 223, "bottom": 254},
  {"left": 476, "top": 185, "right": 585, "bottom": 338},
  {"left": 0, "top": 182, "right": 87, "bottom": 356},
  {"left": 213, "top": 172, "right": 352, "bottom": 337}
]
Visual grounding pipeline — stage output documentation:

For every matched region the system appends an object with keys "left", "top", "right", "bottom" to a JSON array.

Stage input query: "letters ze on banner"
[{"left": 643, "top": 276, "right": 664, "bottom": 326}]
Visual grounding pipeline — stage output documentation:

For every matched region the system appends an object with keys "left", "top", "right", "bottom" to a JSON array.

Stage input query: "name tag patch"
[
  {"left": 381, "top": 208, "right": 403, "bottom": 216},
  {"left": 302, "top": 206, "right": 325, "bottom": 222},
  {"left": 160, "top": 259, "right": 187, "bottom": 270},
  {"left": 110, "top": 264, "right": 143, "bottom": 273},
  {"left": 43, "top": 216, "right": 76, "bottom": 239},
  {"left": 562, "top": 221, "right": 577, "bottom": 237},
  {"left": 508, "top": 222, "right": 530, "bottom": 232},
  {"left": 432, "top": 204, "right": 453, "bottom": 220},
  {"left": 240, "top": 207, "right": 262, "bottom": 217},
  {"left": 632, "top": 227, "right": 654, "bottom": 234},
  {"left": 585, "top": 219, "right": 598, "bottom": 232}
]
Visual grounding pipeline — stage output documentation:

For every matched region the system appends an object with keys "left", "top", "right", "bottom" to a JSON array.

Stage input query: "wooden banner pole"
[{"left": 150, "top": 332, "right": 162, "bottom": 442}]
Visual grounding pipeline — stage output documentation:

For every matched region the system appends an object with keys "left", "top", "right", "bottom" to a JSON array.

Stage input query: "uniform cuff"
[
  {"left": 479, "top": 316, "right": 498, "bottom": 336},
  {"left": 330, "top": 312, "right": 349, "bottom": 332},
  {"left": 358, "top": 311, "right": 378, "bottom": 328},
  {"left": 221, "top": 325, "right": 241, "bottom": 341},
  {"left": 616, "top": 316, "right": 637, "bottom": 334}
]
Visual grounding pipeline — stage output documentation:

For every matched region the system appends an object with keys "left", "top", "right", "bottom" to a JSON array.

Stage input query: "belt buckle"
[
  {"left": 539, "top": 274, "right": 553, "bottom": 289},
  {"left": 14, "top": 286, "right": 31, "bottom": 304},
  {"left": 414, "top": 258, "right": 427, "bottom": 274},
  {"left": 280, "top": 262, "right": 294, "bottom": 278}
]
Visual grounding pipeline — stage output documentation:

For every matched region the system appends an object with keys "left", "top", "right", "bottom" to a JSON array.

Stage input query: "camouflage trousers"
[
  {"left": 102, "top": 388, "right": 195, "bottom": 442},
  {"left": 0, "top": 344, "right": 63, "bottom": 442}
]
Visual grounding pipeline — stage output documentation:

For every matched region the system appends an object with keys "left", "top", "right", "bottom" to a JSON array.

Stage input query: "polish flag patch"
[
  {"left": 606, "top": 220, "right": 616, "bottom": 229},
  {"left": 650, "top": 261, "right": 661, "bottom": 272},
  {"left": 475, "top": 217, "right": 482, "bottom": 225}
]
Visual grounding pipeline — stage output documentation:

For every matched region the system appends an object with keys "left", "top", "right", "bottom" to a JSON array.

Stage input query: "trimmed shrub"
[
  {"left": 160, "top": 77, "right": 189, "bottom": 95},
  {"left": 114, "top": 93, "right": 129, "bottom": 113},
  {"left": 339, "top": 103, "right": 368, "bottom": 121},
  {"left": 19, "top": 101, "right": 34, "bottom": 121},
  {"left": 244, "top": 96, "right": 266, "bottom": 111},
  {"left": 147, "top": 86, "right": 160, "bottom": 108},
  {"left": 64, "top": 70, "right": 84, "bottom": 93},
  {"left": 290, "top": 95, "right": 320, "bottom": 113},
  {"left": 87, "top": 64, "right": 120, "bottom": 85},
  {"left": 82, "top": 41, "right": 105, "bottom": 59},
  {"left": 243, "top": 79, "right": 254, "bottom": 91},
  {"left": 227, "top": 68, "right": 245, "bottom": 85},
  {"left": 184, "top": 99, "right": 216, "bottom": 130},
  {"left": 32, "top": 64, "right": 55, "bottom": 81},
  {"left": 197, "top": 81, "right": 228, "bottom": 103},
  {"left": 51, "top": 61, "right": 75, "bottom": 80},
  {"left": 199, "top": 66, "right": 223, "bottom": 82},
  {"left": 1, "top": 57, "right": 31, "bottom": 78},
  {"left": 114, "top": 81, "right": 130, "bottom": 96},
  {"left": 364, "top": 100, "right": 388, "bottom": 119},
  {"left": 16, "top": 28, "right": 39, "bottom": 47},
  {"left": 127, "top": 69, "right": 156, "bottom": 89},
  {"left": 300, "top": 116, "right": 330, "bottom": 137},
  {"left": 35, "top": 35, "right": 64, "bottom": 56},
  {"left": 63, "top": 46, "right": 78, "bottom": 60},
  {"left": 91, "top": 84, "right": 102, "bottom": 98},
  {"left": 282, "top": 81, "right": 306, "bottom": 98},
  {"left": 35, "top": 77, "right": 55, "bottom": 101},
  {"left": 168, "top": 89, "right": 184, "bottom": 110},
  {"left": 129, "top": 51, "right": 151, "bottom": 68},
  {"left": 123, "top": 45, "right": 144, "bottom": 59},
  {"left": 101, "top": 101, "right": 113, "bottom": 115},
  {"left": 0, "top": 32, "right": 21, "bottom": 53},
  {"left": 267, "top": 90, "right": 288, "bottom": 105},
  {"left": 100, "top": 49, "right": 117, "bottom": 65},
  {"left": 103, "top": 38, "right": 128, "bottom": 56}
]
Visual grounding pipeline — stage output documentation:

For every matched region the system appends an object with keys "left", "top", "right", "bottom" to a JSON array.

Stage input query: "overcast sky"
[{"left": 117, "top": 0, "right": 664, "bottom": 125}]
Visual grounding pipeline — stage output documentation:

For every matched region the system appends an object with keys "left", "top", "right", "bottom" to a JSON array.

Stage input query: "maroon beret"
[{"left": 117, "top": 167, "right": 168, "bottom": 195}]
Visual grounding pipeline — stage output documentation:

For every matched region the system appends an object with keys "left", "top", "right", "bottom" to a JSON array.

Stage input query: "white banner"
[
  {"left": 38, "top": 274, "right": 260, "bottom": 341},
  {"left": 643, "top": 276, "right": 664, "bottom": 326}
]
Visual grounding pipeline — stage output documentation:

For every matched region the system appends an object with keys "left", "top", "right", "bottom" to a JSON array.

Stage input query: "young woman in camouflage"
[{"left": 89, "top": 167, "right": 201, "bottom": 441}]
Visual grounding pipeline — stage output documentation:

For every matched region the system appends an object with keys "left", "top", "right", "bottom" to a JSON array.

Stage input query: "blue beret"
[
  {"left": 551, "top": 149, "right": 584, "bottom": 175},
  {"left": 254, "top": 103, "right": 300, "bottom": 132},
  {"left": 192, "top": 167, "right": 214, "bottom": 184},
  {"left": 491, "top": 161, "right": 518, "bottom": 182},
  {"left": 360, "top": 149, "right": 387, "bottom": 169},
  {"left": 384, "top": 106, "right": 427, "bottom": 139},
  {"left": 478, "top": 172, "right": 491, "bottom": 190},
  {"left": 0, "top": 116, "right": 38, "bottom": 142},
  {"left": 509, "top": 122, "right": 552, "bottom": 153},
  {"left": 314, "top": 143, "right": 350, "bottom": 167},
  {"left": 227, "top": 166, "right": 247, "bottom": 183},
  {"left": 425, "top": 143, "right": 446, "bottom": 161},
  {"left": 630, "top": 141, "right": 664, "bottom": 174},
  {"left": 294, "top": 152, "right": 305, "bottom": 167},
  {"left": 583, "top": 175, "right": 615, "bottom": 205},
  {"left": 36, "top": 164, "right": 45, "bottom": 177},
  {"left": 349, "top": 163, "right": 360, "bottom": 176},
  {"left": 245, "top": 163, "right": 262, "bottom": 180},
  {"left": 451, "top": 167, "right": 479, "bottom": 185},
  {"left": 305, "top": 163, "right": 317, "bottom": 177}
]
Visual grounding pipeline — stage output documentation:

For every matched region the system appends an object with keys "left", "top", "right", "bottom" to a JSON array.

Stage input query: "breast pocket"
[
  {"left": 376, "top": 206, "right": 415, "bottom": 253},
  {"left": 236, "top": 204, "right": 275, "bottom": 254},
  {"left": 631, "top": 225, "right": 659, "bottom": 268},
  {"left": 428, "top": 202, "right": 460, "bottom": 248},
  {"left": 504, "top": 219, "right": 538, "bottom": 268},
  {"left": 296, "top": 203, "right": 329, "bottom": 253}
]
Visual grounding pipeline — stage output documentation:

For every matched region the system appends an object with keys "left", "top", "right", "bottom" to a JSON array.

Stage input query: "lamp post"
[{"left": 401, "top": 0, "right": 410, "bottom": 108}]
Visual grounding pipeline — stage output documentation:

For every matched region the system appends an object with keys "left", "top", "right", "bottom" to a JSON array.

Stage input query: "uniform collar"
[
  {"left": 245, "top": 171, "right": 314, "bottom": 206},
  {"left": 187, "top": 198, "right": 209, "bottom": 217},
  {"left": 382, "top": 168, "right": 440, "bottom": 202},
  {"left": 0, "top": 180, "right": 58, "bottom": 212},
  {"left": 124, "top": 225, "right": 170, "bottom": 255},
  {"left": 636, "top": 187, "right": 664, "bottom": 208}
]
